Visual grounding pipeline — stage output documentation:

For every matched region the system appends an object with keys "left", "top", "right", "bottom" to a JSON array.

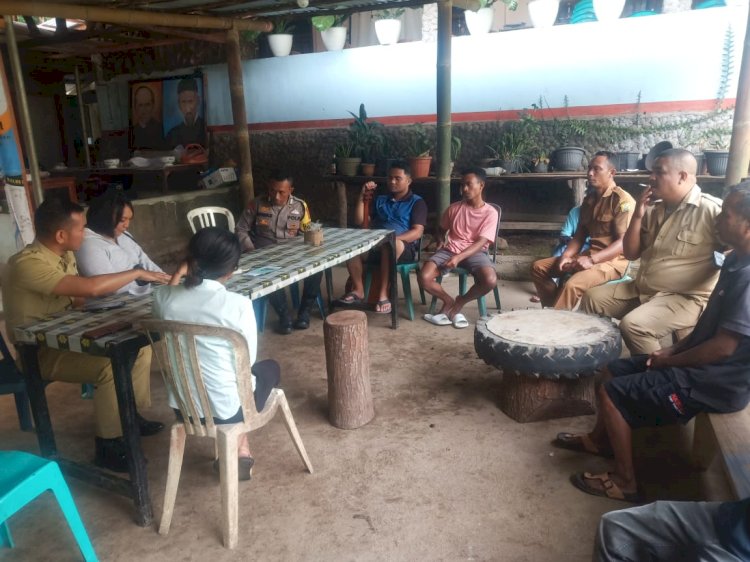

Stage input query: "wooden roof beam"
[{"left": 0, "top": 1, "right": 273, "bottom": 32}]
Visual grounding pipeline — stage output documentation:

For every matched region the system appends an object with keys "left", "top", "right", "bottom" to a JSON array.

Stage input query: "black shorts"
[
  {"left": 604, "top": 356, "right": 705, "bottom": 429},
  {"left": 366, "top": 242, "right": 416, "bottom": 265}
]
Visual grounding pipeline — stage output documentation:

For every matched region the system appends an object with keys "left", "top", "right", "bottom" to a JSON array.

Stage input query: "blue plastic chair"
[
  {"left": 253, "top": 283, "right": 327, "bottom": 333},
  {"left": 363, "top": 237, "right": 426, "bottom": 321},
  {"left": 429, "top": 204, "right": 503, "bottom": 317},
  {"left": 0, "top": 451, "right": 98, "bottom": 561},
  {"left": 0, "top": 332, "right": 33, "bottom": 431}
]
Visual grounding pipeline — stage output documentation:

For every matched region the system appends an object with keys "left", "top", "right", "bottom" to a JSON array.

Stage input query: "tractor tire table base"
[{"left": 475, "top": 309, "right": 622, "bottom": 423}]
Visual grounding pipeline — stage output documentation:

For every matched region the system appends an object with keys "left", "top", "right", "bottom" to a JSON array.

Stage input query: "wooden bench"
[
  {"left": 501, "top": 221, "right": 564, "bottom": 231},
  {"left": 692, "top": 406, "right": 750, "bottom": 499}
]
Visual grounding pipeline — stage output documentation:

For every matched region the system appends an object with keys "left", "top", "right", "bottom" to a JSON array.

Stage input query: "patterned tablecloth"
[{"left": 13, "top": 227, "right": 391, "bottom": 356}]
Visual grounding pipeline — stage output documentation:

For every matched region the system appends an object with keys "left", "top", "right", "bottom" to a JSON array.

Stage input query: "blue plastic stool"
[{"left": 0, "top": 451, "right": 98, "bottom": 561}]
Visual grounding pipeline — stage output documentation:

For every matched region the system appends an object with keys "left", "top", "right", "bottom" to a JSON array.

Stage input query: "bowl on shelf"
[
  {"left": 103, "top": 158, "right": 120, "bottom": 168},
  {"left": 158, "top": 156, "right": 176, "bottom": 166}
]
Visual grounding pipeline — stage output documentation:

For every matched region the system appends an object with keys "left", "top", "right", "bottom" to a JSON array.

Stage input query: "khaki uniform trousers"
[
  {"left": 531, "top": 256, "right": 623, "bottom": 311},
  {"left": 36, "top": 346, "right": 152, "bottom": 439},
  {"left": 580, "top": 283, "right": 705, "bottom": 355}
]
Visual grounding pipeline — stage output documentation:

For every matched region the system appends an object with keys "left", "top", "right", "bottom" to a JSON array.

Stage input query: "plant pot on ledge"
[
  {"left": 337, "top": 157, "right": 361, "bottom": 176},
  {"left": 553, "top": 147, "right": 586, "bottom": 171},
  {"left": 464, "top": 7, "right": 494, "bottom": 34},
  {"left": 321, "top": 27, "right": 347, "bottom": 51},
  {"left": 408, "top": 157, "right": 432, "bottom": 178},
  {"left": 704, "top": 150, "right": 729, "bottom": 177},
  {"left": 360, "top": 162, "right": 376, "bottom": 176},
  {"left": 268, "top": 34, "right": 293, "bottom": 57}
]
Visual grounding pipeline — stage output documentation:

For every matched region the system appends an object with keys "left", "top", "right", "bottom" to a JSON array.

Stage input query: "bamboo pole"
[
  {"left": 4, "top": 15, "right": 44, "bottom": 207},
  {"left": 436, "top": 0, "right": 452, "bottom": 217},
  {"left": 0, "top": 1, "right": 272, "bottom": 32},
  {"left": 725, "top": 6, "right": 750, "bottom": 192},
  {"left": 74, "top": 66, "right": 92, "bottom": 168},
  {"left": 226, "top": 25, "right": 254, "bottom": 204}
]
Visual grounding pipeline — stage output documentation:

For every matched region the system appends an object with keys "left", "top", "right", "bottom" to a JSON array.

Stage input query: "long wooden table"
[
  {"left": 50, "top": 163, "right": 205, "bottom": 193},
  {"left": 13, "top": 227, "right": 396, "bottom": 526}
]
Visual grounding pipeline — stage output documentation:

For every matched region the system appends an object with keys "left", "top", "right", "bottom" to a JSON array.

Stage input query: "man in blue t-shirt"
[{"left": 337, "top": 160, "right": 428, "bottom": 314}]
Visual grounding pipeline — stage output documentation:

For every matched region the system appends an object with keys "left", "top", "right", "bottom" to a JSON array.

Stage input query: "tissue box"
[
  {"left": 200, "top": 167, "right": 237, "bottom": 189},
  {"left": 304, "top": 230, "right": 323, "bottom": 246}
]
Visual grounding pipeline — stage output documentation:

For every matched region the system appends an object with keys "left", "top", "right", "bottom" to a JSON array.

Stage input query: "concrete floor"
[{"left": 0, "top": 270, "right": 733, "bottom": 562}]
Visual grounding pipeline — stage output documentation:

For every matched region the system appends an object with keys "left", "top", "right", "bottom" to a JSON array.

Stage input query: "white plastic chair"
[
  {"left": 187, "top": 206, "right": 236, "bottom": 234},
  {"left": 140, "top": 319, "right": 313, "bottom": 549}
]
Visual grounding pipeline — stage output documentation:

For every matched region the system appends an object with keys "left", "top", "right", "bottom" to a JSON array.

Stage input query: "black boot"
[
  {"left": 294, "top": 303, "right": 311, "bottom": 330},
  {"left": 94, "top": 437, "right": 129, "bottom": 473},
  {"left": 137, "top": 413, "right": 164, "bottom": 436},
  {"left": 269, "top": 291, "right": 293, "bottom": 335}
]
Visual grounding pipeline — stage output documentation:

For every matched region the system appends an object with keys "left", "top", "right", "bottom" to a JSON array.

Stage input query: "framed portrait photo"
[{"left": 128, "top": 72, "right": 206, "bottom": 152}]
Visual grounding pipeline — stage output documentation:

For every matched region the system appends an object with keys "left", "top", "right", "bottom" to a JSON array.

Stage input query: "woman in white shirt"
[
  {"left": 152, "top": 227, "right": 279, "bottom": 481},
  {"left": 76, "top": 191, "right": 169, "bottom": 294}
]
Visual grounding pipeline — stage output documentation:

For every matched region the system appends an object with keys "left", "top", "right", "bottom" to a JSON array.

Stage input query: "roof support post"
[
  {"left": 726, "top": 6, "right": 750, "bottom": 192},
  {"left": 226, "top": 25, "right": 254, "bottom": 204},
  {"left": 73, "top": 66, "right": 92, "bottom": 169},
  {"left": 436, "top": 0, "right": 452, "bottom": 218},
  {"left": 4, "top": 15, "right": 44, "bottom": 207}
]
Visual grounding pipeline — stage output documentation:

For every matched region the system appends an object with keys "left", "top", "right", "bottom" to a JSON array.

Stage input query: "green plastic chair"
[
  {"left": 0, "top": 451, "right": 98, "bottom": 561},
  {"left": 364, "top": 237, "right": 426, "bottom": 321},
  {"left": 429, "top": 204, "right": 503, "bottom": 317}
]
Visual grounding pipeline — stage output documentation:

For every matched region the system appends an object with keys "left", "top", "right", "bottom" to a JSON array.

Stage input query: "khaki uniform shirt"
[
  {"left": 2, "top": 240, "right": 76, "bottom": 343},
  {"left": 620, "top": 185, "right": 722, "bottom": 302},
  {"left": 235, "top": 194, "right": 311, "bottom": 252},
  {"left": 577, "top": 184, "right": 635, "bottom": 257}
]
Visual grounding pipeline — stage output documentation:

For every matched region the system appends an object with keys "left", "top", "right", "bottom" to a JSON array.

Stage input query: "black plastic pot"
[
  {"left": 615, "top": 151, "right": 640, "bottom": 171},
  {"left": 704, "top": 150, "right": 729, "bottom": 177},
  {"left": 553, "top": 147, "right": 586, "bottom": 171}
]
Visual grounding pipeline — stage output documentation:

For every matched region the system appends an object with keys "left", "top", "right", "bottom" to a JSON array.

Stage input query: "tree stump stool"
[
  {"left": 324, "top": 310, "right": 374, "bottom": 429},
  {"left": 475, "top": 309, "right": 621, "bottom": 423}
]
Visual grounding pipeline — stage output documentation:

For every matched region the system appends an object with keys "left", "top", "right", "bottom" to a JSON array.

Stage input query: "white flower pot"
[
  {"left": 464, "top": 7, "right": 494, "bottom": 35},
  {"left": 268, "top": 33, "right": 293, "bottom": 57},
  {"left": 321, "top": 27, "right": 347, "bottom": 51},
  {"left": 593, "top": 0, "right": 626, "bottom": 22},
  {"left": 374, "top": 19, "right": 401, "bottom": 45},
  {"left": 528, "top": 0, "right": 560, "bottom": 28}
]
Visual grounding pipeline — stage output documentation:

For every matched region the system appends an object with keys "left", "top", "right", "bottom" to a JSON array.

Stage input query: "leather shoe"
[
  {"left": 275, "top": 316, "right": 293, "bottom": 335},
  {"left": 94, "top": 437, "right": 129, "bottom": 473},
  {"left": 137, "top": 414, "right": 164, "bottom": 436},
  {"left": 294, "top": 309, "right": 310, "bottom": 330}
]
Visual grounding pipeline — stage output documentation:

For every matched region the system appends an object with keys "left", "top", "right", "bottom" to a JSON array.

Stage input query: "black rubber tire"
[{"left": 474, "top": 311, "right": 621, "bottom": 380}]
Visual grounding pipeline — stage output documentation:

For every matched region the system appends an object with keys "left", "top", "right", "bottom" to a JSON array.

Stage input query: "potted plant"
[
  {"left": 531, "top": 149, "right": 550, "bottom": 173},
  {"left": 406, "top": 123, "right": 433, "bottom": 178},
  {"left": 335, "top": 142, "right": 361, "bottom": 176},
  {"left": 312, "top": 14, "right": 348, "bottom": 51},
  {"left": 347, "top": 103, "right": 385, "bottom": 176},
  {"left": 528, "top": 0, "right": 560, "bottom": 28},
  {"left": 550, "top": 119, "right": 587, "bottom": 171},
  {"left": 268, "top": 19, "right": 294, "bottom": 57},
  {"left": 450, "top": 135, "right": 462, "bottom": 175},
  {"left": 593, "top": 0, "right": 626, "bottom": 21},
  {"left": 488, "top": 124, "right": 535, "bottom": 173},
  {"left": 464, "top": 0, "right": 517, "bottom": 35},
  {"left": 703, "top": 127, "right": 731, "bottom": 176},
  {"left": 372, "top": 8, "right": 405, "bottom": 45}
]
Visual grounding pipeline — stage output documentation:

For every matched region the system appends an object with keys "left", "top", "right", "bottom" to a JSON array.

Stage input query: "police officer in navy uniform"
[{"left": 235, "top": 170, "right": 320, "bottom": 334}]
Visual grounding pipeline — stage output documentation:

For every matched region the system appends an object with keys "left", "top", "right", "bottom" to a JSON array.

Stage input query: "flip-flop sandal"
[
  {"left": 374, "top": 299, "right": 391, "bottom": 314},
  {"left": 552, "top": 432, "right": 614, "bottom": 458},
  {"left": 424, "top": 313, "right": 452, "bottom": 326},
  {"left": 570, "top": 472, "right": 641, "bottom": 503},
  {"left": 336, "top": 292, "right": 363, "bottom": 306},
  {"left": 213, "top": 456, "right": 255, "bottom": 481},
  {"left": 452, "top": 313, "right": 469, "bottom": 329},
  {"left": 529, "top": 295, "right": 541, "bottom": 303}
]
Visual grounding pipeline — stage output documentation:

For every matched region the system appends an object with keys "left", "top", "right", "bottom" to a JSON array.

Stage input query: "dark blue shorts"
[{"left": 604, "top": 356, "right": 705, "bottom": 429}]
